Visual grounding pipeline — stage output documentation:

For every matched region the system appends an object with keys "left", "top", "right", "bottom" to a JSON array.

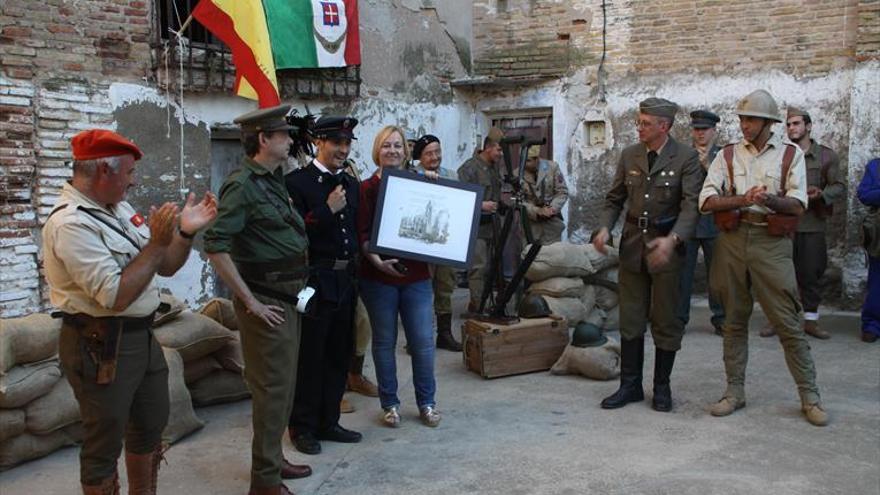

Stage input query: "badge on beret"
[{"left": 131, "top": 213, "right": 145, "bottom": 227}]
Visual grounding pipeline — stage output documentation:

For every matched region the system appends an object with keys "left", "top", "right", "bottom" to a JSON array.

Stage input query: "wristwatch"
[{"left": 178, "top": 226, "right": 196, "bottom": 240}]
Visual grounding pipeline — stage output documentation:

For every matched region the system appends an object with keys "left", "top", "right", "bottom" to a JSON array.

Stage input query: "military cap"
[
  {"left": 310, "top": 115, "right": 358, "bottom": 140},
  {"left": 786, "top": 106, "right": 811, "bottom": 122},
  {"left": 72, "top": 129, "right": 143, "bottom": 161},
  {"left": 234, "top": 104, "right": 294, "bottom": 133},
  {"left": 639, "top": 98, "right": 679, "bottom": 119},
  {"left": 690, "top": 110, "right": 720, "bottom": 129},
  {"left": 526, "top": 145, "right": 542, "bottom": 159},
  {"left": 486, "top": 127, "right": 505, "bottom": 144},
  {"left": 412, "top": 134, "right": 439, "bottom": 160}
]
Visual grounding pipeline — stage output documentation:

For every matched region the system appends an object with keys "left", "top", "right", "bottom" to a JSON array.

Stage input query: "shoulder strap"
[
  {"left": 76, "top": 206, "right": 141, "bottom": 251},
  {"left": 251, "top": 174, "right": 305, "bottom": 236},
  {"left": 779, "top": 144, "right": 796, "bottom": 195},
  {"left": 46, "top": 203, "right": 68, "bottom": 221},
  {"left": 723, "top": 144, "right": 736, "bottom": 195}
]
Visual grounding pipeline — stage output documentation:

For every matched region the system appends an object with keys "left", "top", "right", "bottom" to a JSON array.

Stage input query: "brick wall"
[
  {"left": 472, "top": 0, "right": 592, "bottom": 78},
  {"left": 0, "top": 0, "right": 152, "bottom": 316},
  {"left": 857, "top": 0, "right": 880, "bottom": 60}
]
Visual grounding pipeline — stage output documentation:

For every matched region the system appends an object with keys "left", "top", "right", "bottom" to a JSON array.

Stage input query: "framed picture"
[{"left": 369, "top": 168, "right": 484, "bottom": 270}]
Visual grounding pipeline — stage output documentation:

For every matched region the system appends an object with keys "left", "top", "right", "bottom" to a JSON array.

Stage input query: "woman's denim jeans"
[{"left": 359, "top": 278, "right": 436, "bottom": 409}]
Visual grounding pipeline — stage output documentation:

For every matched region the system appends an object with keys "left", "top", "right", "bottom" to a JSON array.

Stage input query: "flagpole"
[{"left": 172, "top": 13, "right": 195, "bottom": 38}]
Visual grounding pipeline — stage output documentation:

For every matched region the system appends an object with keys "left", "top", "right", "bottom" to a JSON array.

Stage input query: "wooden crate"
[{"left": 461, "top": 315, "right": 568, "bottom": 379}]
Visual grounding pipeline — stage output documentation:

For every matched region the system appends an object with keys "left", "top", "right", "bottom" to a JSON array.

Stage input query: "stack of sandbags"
[
  {"left": 178, "top": 298, "right": 249, "bottom": 407},
  {"left": 550, "top": 337, "right": 621, "bottom": 380},
  {"left": 0, "top": 314, "right": 80, "bottom": 471},
  {"left": 583, "top": 267, "right": 620, "bottom": 331},
  {"left": 522, "top": 242, "right": 620, "bottom": 329}
]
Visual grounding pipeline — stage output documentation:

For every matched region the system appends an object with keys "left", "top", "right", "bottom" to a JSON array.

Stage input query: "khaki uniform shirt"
[
  {"left": 699, "top": 132, "right": 808, "bottom": 219},
  {"left": 523, "top": 159, "right": 569, "bottom": 221},
  {"left": 458, "top": 155, "right": 502, "bottom": 239},
  {"left": 204, "top": 157, "right": 308, "bottom": 263},
  {"left": 42, "top": 183, "right": 160, "bottom": 317},
  {"left": 797, "top": 140, "right": 844, "bottom": 232}
]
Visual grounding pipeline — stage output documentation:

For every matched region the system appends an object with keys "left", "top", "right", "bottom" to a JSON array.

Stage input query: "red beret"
[{"left": 71, "top": 129, "right": 143, "bottom": 161}]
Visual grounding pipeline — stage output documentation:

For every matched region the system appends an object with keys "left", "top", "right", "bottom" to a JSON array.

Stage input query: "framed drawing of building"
[{"left": 369, "top": 168, "right": 484, "bottom": 270}]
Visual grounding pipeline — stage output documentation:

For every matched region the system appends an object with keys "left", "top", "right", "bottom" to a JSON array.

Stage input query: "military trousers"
[
  {"left": 710, "top": 224, "right": 820, "bottom": 405},
  {"left": 290, "top": 293, "right": 354, "bottom": 435},
  {"left": 676, "top": 236, "right": 725, "bottom": 328},
  {"left": 432, "top": 264, "right": 456, "bottom": 315},
  {"left": 234, "top": 278, "right": 303, "bottom": 488},
  {"left": 59, "top": 321, "right": 169, "bottom": 485},
  {"left": 468, "top": 237, "right": 490, "bottom": 307},
  {"left": 529, "top": 216, "right": 565, "bottom": 246},
  {"left": 792, "top": 231, "right": 827, "bottom": 314},
  {"left": 618, "top": 264, "right": 685, "bottom": 351}
]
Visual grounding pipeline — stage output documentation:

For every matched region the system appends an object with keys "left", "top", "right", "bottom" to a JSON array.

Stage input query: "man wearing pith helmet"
[{"left": 699, "top": 89, "right": 829, "bottom": 427}]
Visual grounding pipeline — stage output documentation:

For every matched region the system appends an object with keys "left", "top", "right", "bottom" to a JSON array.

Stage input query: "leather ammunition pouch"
[{"left": 57, "top": 312, "right": 153, "bottom": 385}]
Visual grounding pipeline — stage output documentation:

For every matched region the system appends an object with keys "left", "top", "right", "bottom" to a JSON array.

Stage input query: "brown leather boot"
[
  {"left": 247, "top": 484, "right": 293, "bottom": 495},
  {"left": 804, "top": 320, "right": 830, "bottom": 340},
  {"left": 82, "top": 472, "right": 120, "bottom": 495},
  {"left": 346, "top": 355, "right": 378, "bottom": 397},
  {"left": 340, "top": 397, "right": 355, "bottom": 413},
  {"left": 435, "top": 313, "right": 462, "bottom": 352},
  {"left": 125, "top": 445, "right": 163, "bottom": 495}
]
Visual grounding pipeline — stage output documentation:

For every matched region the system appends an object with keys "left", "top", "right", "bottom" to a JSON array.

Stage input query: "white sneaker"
[
  {"left": 419, "top": 405, "right": 441, "bottom": 427},
  {"left": 382, "top": 406, "right": 401, "bottom": 428}
]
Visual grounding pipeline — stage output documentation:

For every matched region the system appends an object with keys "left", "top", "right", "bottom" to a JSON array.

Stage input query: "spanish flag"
[{"left": 193, "top": 0, "right": 280, "bottom": 108}]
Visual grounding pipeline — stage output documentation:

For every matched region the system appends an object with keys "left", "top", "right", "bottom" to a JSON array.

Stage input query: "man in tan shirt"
[
  {"left": 43, "top": 129, "right": 217, "bottom": 493},
  {"left": 699, "top": 90, "right": 828, "bottom": 427}
]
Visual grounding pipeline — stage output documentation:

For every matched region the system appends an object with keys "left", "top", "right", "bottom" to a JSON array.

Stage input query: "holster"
[
  {"left": 809, "top": 198, "right": 833, "bottom": 218},
  {"left": 766, "top": 213, "right": 799, "bottom": 237},
  {"left": 62, "top": 314, "right": 124, "bottom": 385},
  {"left": 714, "top": 209, "right": 741, "bottom": 232}
]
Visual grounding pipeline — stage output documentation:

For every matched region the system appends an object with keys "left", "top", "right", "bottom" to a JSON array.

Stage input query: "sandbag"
[
  {"left": 594, "top": 286, "right": 619, "bottom": 311},
  {"left": 152, "top": 311, "right": 235, "bottom": 362},
  {"left": 183, "top": 355, "right": 222, "bottom": 385},
  {"left": 550, "top": 339, "right": 621, "bottom": 380},
  {"left": 0, "top": 360, "right": 62, "bottom": 409},
  {"left": 543, "top": 296, "right": 589, "bottom": 327},
  {"left": 154, "top": 293, "right": 188, "bottom": 327},
  {"left": 189, "top": 370, "right": 250, "bottom": 407},
  {"left": 0, "top": 409, "right": 26, "bottom": 443},
  {"left": 0, "top": 423, "right": 82, "bottom": 471},
  {"left": 528, "top": 277, "right": 585, "bottom": 298},
  {"left": 25, "top": 378, "right": 79, "bottom": 435},
  {"left": 584, "top": 306, "right": 606, "bottom": 327},
  {"left": 586, "top": 268, "right": 619, "bottom": 310},
  {"left": 214, "top": 336, "right": 244, "bottom": 374},
  {"left": 161, "top": 348, "right": 204, "bottom": 445},
  {"left": 0, "top": 314, "right": 62, "bottom": 373},
  {"left": 199, "top": 298, "right": 238, "bottom": 331},
  {"left": 579, "top": 285, "right": 597, "bottom": 316},
  {"left": 602, "top": 305, "right": 620, "bottom": 331},
  {"left": 585, "top": 243, "right": 619, "bottom": 273},
  {"left": 525, "top": 243, "right": 596, "bottom": 281}
]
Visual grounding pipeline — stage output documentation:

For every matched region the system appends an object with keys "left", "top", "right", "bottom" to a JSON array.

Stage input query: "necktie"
[{"left": 647, "top": 150, "right": 658, "bottom": 172}]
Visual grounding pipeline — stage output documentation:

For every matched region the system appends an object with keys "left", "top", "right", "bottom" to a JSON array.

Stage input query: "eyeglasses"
[{"left": 635, "top": 120, "right": 656, "bottom": 129}]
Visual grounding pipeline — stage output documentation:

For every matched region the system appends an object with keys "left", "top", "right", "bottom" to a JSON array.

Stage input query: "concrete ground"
[{"left": 2, "top": 290, "right": 878, "bottom": 495}]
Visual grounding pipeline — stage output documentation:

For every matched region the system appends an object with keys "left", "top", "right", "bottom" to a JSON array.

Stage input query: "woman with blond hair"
[{"left": 356, "top": 125, "right": 441, "bottom": 428}]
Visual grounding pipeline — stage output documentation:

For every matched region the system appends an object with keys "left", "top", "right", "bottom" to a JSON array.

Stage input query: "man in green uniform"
[
  {"left": 522, "top": 145, "right": 569, "bottom": 245},
  {"left": 758, "top": 107, "right": 844, "bottom": 339},
  {"left": 43, "top": 129, "right": 217, "bottom": 494},
  {"left": 413, "top": 134, "right": 462, "bottom": 351},
  {"left": 204, "top": 105, "right": 313, "bottom": 495},
  {"left": 700, "top": 90, "right": 828, "bottom": 427},
  {"left": 457, "top": 127, "right": 504, "bottom": 314},
  {"left": 593, "top": 98, "right": 702, "bottom": 413}
]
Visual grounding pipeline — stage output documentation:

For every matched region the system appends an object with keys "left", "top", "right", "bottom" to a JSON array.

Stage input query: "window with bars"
[{"left": 152, "top": 0, "right": 360, "bottom": 100}]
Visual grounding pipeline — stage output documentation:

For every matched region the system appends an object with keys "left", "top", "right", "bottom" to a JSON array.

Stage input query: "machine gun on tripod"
[{"left": 475, "top": 135, "right": 547, "bottom": 324}]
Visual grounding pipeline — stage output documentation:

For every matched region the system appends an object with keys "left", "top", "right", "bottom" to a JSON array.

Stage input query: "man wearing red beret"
[{"left": 42, "top": 129, "right": 217, "bottom": 494}]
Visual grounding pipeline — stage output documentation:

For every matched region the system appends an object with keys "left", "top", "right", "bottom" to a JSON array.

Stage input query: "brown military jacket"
[
  {"left": 797, "top": 140, "right": 844, "bottom": 233},
  {"left": 599, "top": 136, "right": 702, "bottom": 273},
  {"left": 523, "top": 158, "right": 569, "bottom": 221},
  {"left": 458, "top": 154, "right": 502, "bottom": 239}
]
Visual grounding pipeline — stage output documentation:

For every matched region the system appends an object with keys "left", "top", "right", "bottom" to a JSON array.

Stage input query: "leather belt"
[
  {"left": 237, "top": 257, "right": 309, "bottom": 282},
  {"left": 311, "top": 258, "right": 353, "bottom": 270},
  {"left": 740, "top": 210, "right": 768, "bottom": 225},
  {"left": 625, "top": 214, "right": 650, "bottom": 230},
  {"left": 56, "top": 312, "right": 155, "bottom": 331}
]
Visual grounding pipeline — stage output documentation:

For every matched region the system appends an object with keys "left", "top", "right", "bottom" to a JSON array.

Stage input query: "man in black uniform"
[{"left": 285, "top": 116, "right": 362, "bottom": 455}]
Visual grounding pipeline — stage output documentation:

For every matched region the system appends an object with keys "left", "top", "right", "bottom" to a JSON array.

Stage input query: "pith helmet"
[
  {"left": 518, "top": 293, "right": 551, "bottom": 318},
  {"left": 735, "top": 90, "right": 782, "bottom": 123},
  {"left": 571, "top": 322, "right": 608, "bottom": 348}
]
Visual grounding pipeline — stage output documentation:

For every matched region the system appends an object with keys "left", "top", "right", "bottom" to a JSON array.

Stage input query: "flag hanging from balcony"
[
  {"left": 193, "top": 0, "right": 361, "bottom": 107},
  {"left": 192, "top": 0, "right": 280, "bottom": 107},
  {"left": 263, "top": 0, "right": 361, "bottom": 69}
]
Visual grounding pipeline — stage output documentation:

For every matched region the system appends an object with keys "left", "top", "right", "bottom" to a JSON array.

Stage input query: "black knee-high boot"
[
  {"left": 601, "top": 337, "right": 645, "bottom": 409},
  {"left": 652, "top": 348, "right": 676, "bottom": 412}
]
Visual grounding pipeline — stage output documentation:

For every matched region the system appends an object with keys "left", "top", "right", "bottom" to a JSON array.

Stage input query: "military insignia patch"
[{"left": 130, "top": 213, "right": 145, "bottom": 227}]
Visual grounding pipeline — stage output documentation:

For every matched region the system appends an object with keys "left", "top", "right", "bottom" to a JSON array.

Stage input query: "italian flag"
[{"left": 193, "top": 0, "right": 360, "bottom": 108}]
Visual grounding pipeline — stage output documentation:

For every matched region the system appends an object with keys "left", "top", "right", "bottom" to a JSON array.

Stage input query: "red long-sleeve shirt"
[{"left": 357, "top": 173, "right": 431, "bottom": 285}]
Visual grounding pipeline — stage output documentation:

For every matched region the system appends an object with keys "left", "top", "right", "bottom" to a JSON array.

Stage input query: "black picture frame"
[{"left": 369, "top": 168, "right": 484, "bottom": 270}]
